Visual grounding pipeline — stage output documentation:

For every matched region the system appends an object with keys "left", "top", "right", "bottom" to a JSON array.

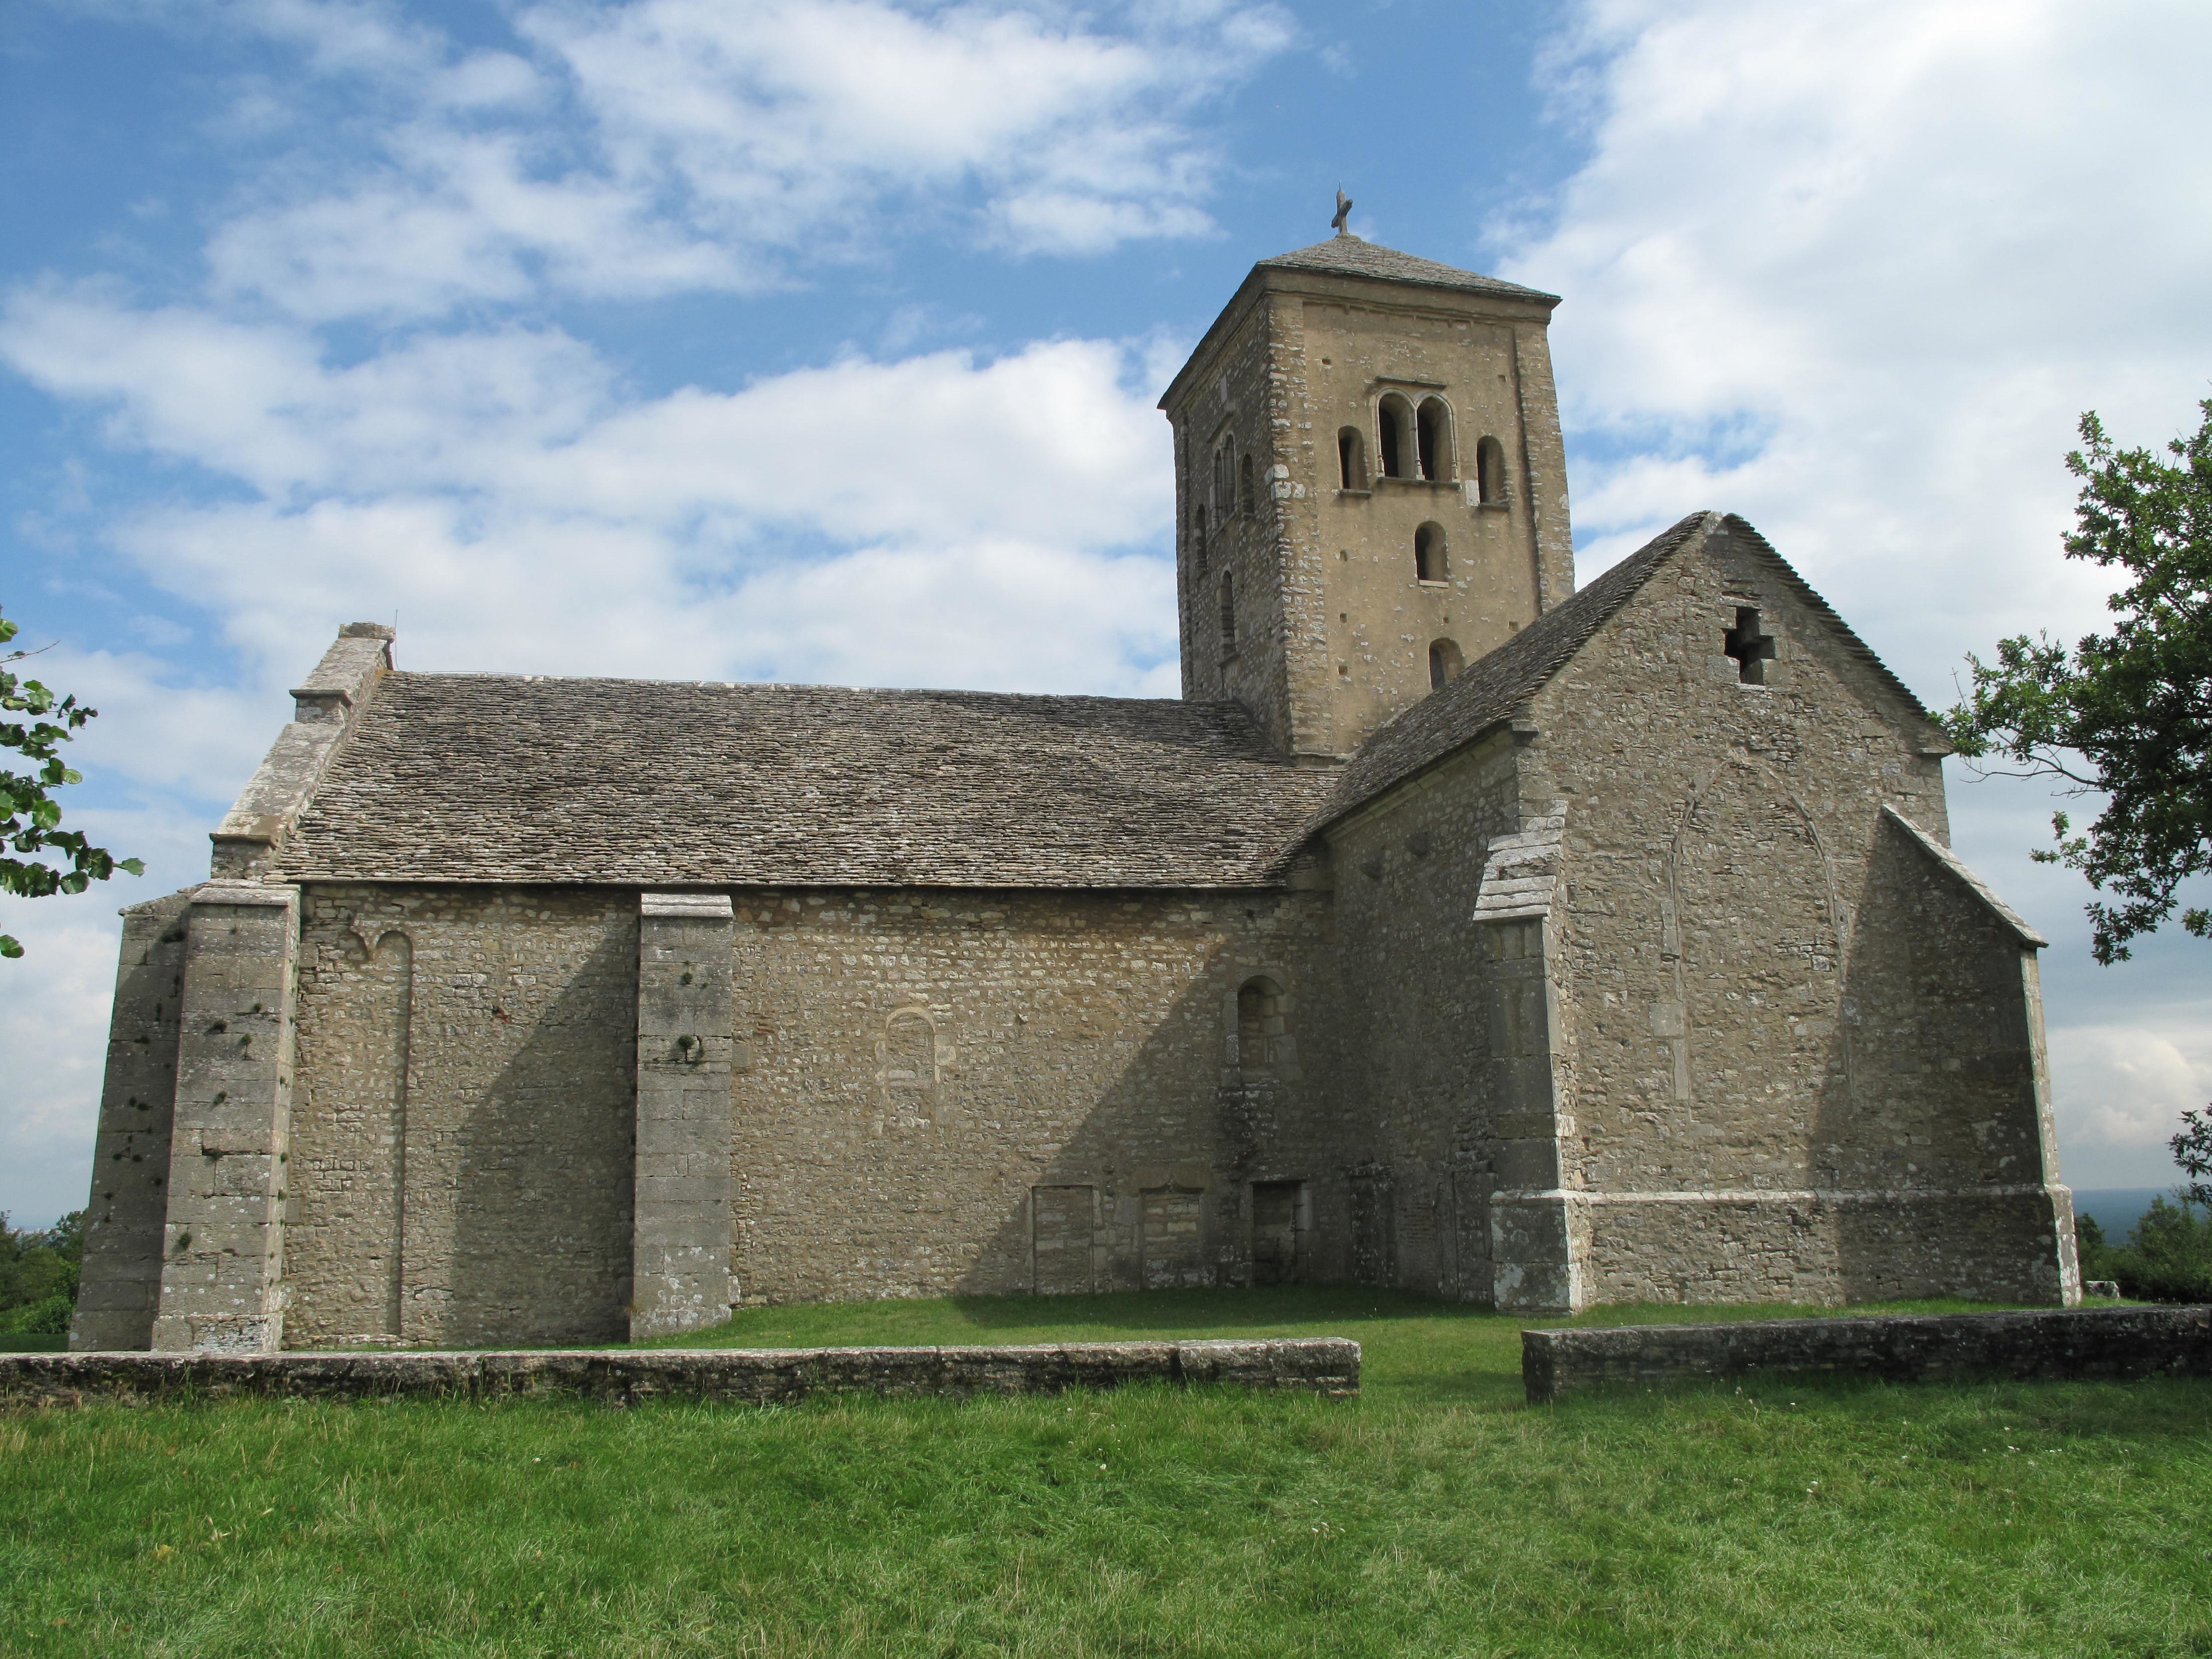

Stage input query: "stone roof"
[
  {"left": 1259, "top": 236, "right": 1559, "bottom": 305},
  {"left": 1882, "top": 807, "right": 2049, "bottom": 949},
  {"left": 273, "top": 676, "right": 1336, "bottom": 889},
  {"left": 1315, "top": 511, "right": 1942, "bottom": 829}
]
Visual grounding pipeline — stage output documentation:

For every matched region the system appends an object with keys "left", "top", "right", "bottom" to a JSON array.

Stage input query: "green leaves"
[
  {"left": 1944, "top": 398, "right": 2212, "bottom": 964},
  {"left": 1, "top": 603, "right": 143, "bottom": 961}
]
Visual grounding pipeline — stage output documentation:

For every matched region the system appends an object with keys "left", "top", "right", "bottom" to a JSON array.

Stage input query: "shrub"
[
  {"left": 0, "top": 1209, "right": 82, "bottom": 1330},
  {"left": 2081, "top": 1195, "right": 2212, "bottom": 1302}
]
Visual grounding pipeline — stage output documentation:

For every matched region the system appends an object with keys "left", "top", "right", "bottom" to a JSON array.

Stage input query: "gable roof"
[
  {"left": 1258, "top": 236, "right": 1559, "bottom": 305},
  {"left": 273, "top": 677, "right": 1336, "bottom": 890},
  {"left": 1316, "top": 511, "right": 1943, "bottom": 829}
]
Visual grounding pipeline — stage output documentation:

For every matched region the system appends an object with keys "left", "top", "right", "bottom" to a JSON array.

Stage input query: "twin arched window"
[{"left": 1373, "top": 394, "right": 1461, "bottom": 482}]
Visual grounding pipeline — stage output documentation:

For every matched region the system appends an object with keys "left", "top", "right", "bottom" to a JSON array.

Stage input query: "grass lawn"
[{"left": 4, "top": 1289, "right": 2208, "bottom": 1657}]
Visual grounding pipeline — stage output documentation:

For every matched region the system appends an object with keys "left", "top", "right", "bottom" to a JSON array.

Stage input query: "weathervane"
[{"left": 1331, "top": 187, "right": 1353, "bottom": 237}]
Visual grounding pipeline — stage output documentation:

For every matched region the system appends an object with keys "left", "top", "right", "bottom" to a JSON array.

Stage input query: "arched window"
[
  {"left": 1476, "top": 436, "right": 1508, "bottom": 504},
  {"left": 1417, "top": 397, "right": 1455, "bottom": 482},
  {"left": 1212, "top": 443, "right": 1236, "bottom": 519},
  {"left": 1414, "top": 522, "right": 1448, "bottom": 582},
  {"left": 1237, "top": 975, "right": 1284, "bottom": 1074},
  {"left": 1219, "top": 573, "right": 1236, "bottom": 652},
  {"left": 1336, "top": 427, "right": 1366, "bottom": 489},
  {"left": 1429, "top": 639, "right": 1464, "bottom": 690},
  {"left": 1377, "top": 395, "right": 1416, "bottom": 479},
  {"left": 1239, "top": 453, "right": 1255, "bottom": 516}
]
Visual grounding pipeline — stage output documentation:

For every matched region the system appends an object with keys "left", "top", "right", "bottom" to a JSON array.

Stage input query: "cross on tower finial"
[
  {"left": 1331, "top": 187, "right": 1353, "bottom": 237},
  {"left": 1723, "top": 606, "right": 1777, "bottom": 685}
]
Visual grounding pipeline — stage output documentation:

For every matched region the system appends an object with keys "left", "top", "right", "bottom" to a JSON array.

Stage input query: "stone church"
[{"left": 72, "top": 230, "right": 2081, "bottom": 1354}]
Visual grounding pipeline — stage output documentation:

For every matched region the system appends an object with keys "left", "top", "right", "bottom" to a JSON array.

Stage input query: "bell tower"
[{"left": 1159, "top": 227, "right": 1576, "bottom": 761}]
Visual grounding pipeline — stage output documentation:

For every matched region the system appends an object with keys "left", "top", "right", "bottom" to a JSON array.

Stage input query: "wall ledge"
[
  {"left": 5, "top": 1338, "right": 1359, "bottom": 1407},
  {"left": 1524, "top": 1305, "right": 2209, "bottom": 1403}
]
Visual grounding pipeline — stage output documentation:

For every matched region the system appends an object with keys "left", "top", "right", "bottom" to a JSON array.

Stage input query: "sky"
[{"left": 4, "top": 0, "right": 2210, "bottom": 1226}]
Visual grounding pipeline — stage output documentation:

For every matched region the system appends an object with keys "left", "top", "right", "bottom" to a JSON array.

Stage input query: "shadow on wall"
[
  {"left": 945, "top": 953, "right": 1356, "bottom": 1301},
  {"left": 439, "top": 922, "right": 638, "bottom": 1346},
  {"left": 1821, "top": 813, "right": 2057, "bottom": 1301}
]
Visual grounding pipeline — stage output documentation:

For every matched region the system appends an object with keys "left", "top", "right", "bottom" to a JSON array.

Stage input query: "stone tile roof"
[
  {"left": 274, "top": 676, "right": 1336, "bottom": 889},
  {"left": 1260, "top": 236, "right": 1559, "bottom": 305},
  {"left": 1882, "top": 807, "right": 2049, "bottom": 949},
  {"left": 1317, "top": 511, "right": 1941, "bottom": 829},
  {"left": 1473, "top": 800, "right": 1568, "bottom": 924}
]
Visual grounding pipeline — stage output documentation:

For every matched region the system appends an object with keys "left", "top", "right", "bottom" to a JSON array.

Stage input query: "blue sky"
[{"left": 4, "top": 0, "right": 2211, "bottom": 1225}]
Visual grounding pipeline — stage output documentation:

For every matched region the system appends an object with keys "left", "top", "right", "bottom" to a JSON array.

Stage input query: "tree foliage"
[
  {"left": 2076, "top": 1192, "right": 2212, "bottom": 1305},
  {"left": 2175, "top": 1106, "right": 2212, "bottom": 1211},
  {"left": 1, "top": 606, "right": 142, "bottom": 958},
  {"left": 1942, "top": 398, "right": 2212, "bottom": 963},
  {"left": 0, "top": 1209, "right": 83, "bottom": 1337}
]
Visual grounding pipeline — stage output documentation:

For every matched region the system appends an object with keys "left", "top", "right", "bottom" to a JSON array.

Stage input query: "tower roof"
[{"left": 1257, "top": 236, "right": 1559, "bottom": 305}]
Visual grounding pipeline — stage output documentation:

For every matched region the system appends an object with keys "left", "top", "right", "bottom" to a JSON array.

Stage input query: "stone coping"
[
  {"left": 1523, "top": 1305, "right": 2211, "bottom": 1404},
  {"left": 5, "top": 1338, "right": 1359, "bottom": 1408}
]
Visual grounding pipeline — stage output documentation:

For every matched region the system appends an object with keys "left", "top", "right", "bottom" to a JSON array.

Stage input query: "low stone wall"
[
  {"left": 1523, "top": 1306, "right": 2210, "bottom": 1403},
  {"left": 2, "top": 1338, "right": 1359, "bottom": 1408}
]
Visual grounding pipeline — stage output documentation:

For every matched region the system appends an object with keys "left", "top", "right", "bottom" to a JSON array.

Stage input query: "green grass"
[{"left": 4, "top": 1290, "right": 2209, "bottom": 1657}]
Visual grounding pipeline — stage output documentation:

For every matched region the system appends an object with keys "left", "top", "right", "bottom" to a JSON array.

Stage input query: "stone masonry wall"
[
  {"left": 286, "top": 886, "right": 639, "bottom": 1348},
  {"left": 279, "top": 882, "right": 1342, "bottom": 1343},
  {"left": 69, "top": 890, "right": 192, "bottom": 1351},
  {"left": 1522, "top": 522, "right": 2072, "bottom": 1305},
  {"left": 728, "top": 886, "right": 1338, "bottom": 1304},
  {"left": 1173, "top": 299, "right": 1301, "bottom": 752},
  {"left": 1319, "top": 734, "right": 1527, "bottom": 1301}
]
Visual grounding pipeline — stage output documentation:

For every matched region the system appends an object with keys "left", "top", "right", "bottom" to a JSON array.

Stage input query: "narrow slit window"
[
  {"left": 1337, "top": 427, "right": 1366, "bottom": 489},
  {"left": 1429, "top": 639, "right": 1464, "bottom": 689},
  {"left": 1219, "top": 573, "right": 1236, "bottom": 651},
  {"left": 1476, "top": 436, "right": 1508, "bottom": 504},
  {"left": 1414, "top": 522, "right": 1448, "bottom": 582}
]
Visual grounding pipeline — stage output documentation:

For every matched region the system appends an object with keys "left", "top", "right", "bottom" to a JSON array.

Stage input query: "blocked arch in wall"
[{"left": 1235, "top": 975, "right": 1286, "bottom": 1075}]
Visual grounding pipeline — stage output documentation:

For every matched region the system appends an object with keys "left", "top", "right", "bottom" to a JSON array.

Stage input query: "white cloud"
[
  {"left": 2048, "top": 1019, "right": 2212, "bottom": 1189},
  {"left": 1507, "top": 0, "right": 2212, "bottom": 696},
  {"left": 184, "top": 0, "right": 1291, "bottom": 319},
  {"left": 0, "top": 284, "right": 1179, "bottom": 706}
]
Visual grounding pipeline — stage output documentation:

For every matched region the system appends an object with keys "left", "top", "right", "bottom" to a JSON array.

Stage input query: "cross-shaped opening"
[{"left": 1724, "top": 606, "right": 1776, "bottom": 685}]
